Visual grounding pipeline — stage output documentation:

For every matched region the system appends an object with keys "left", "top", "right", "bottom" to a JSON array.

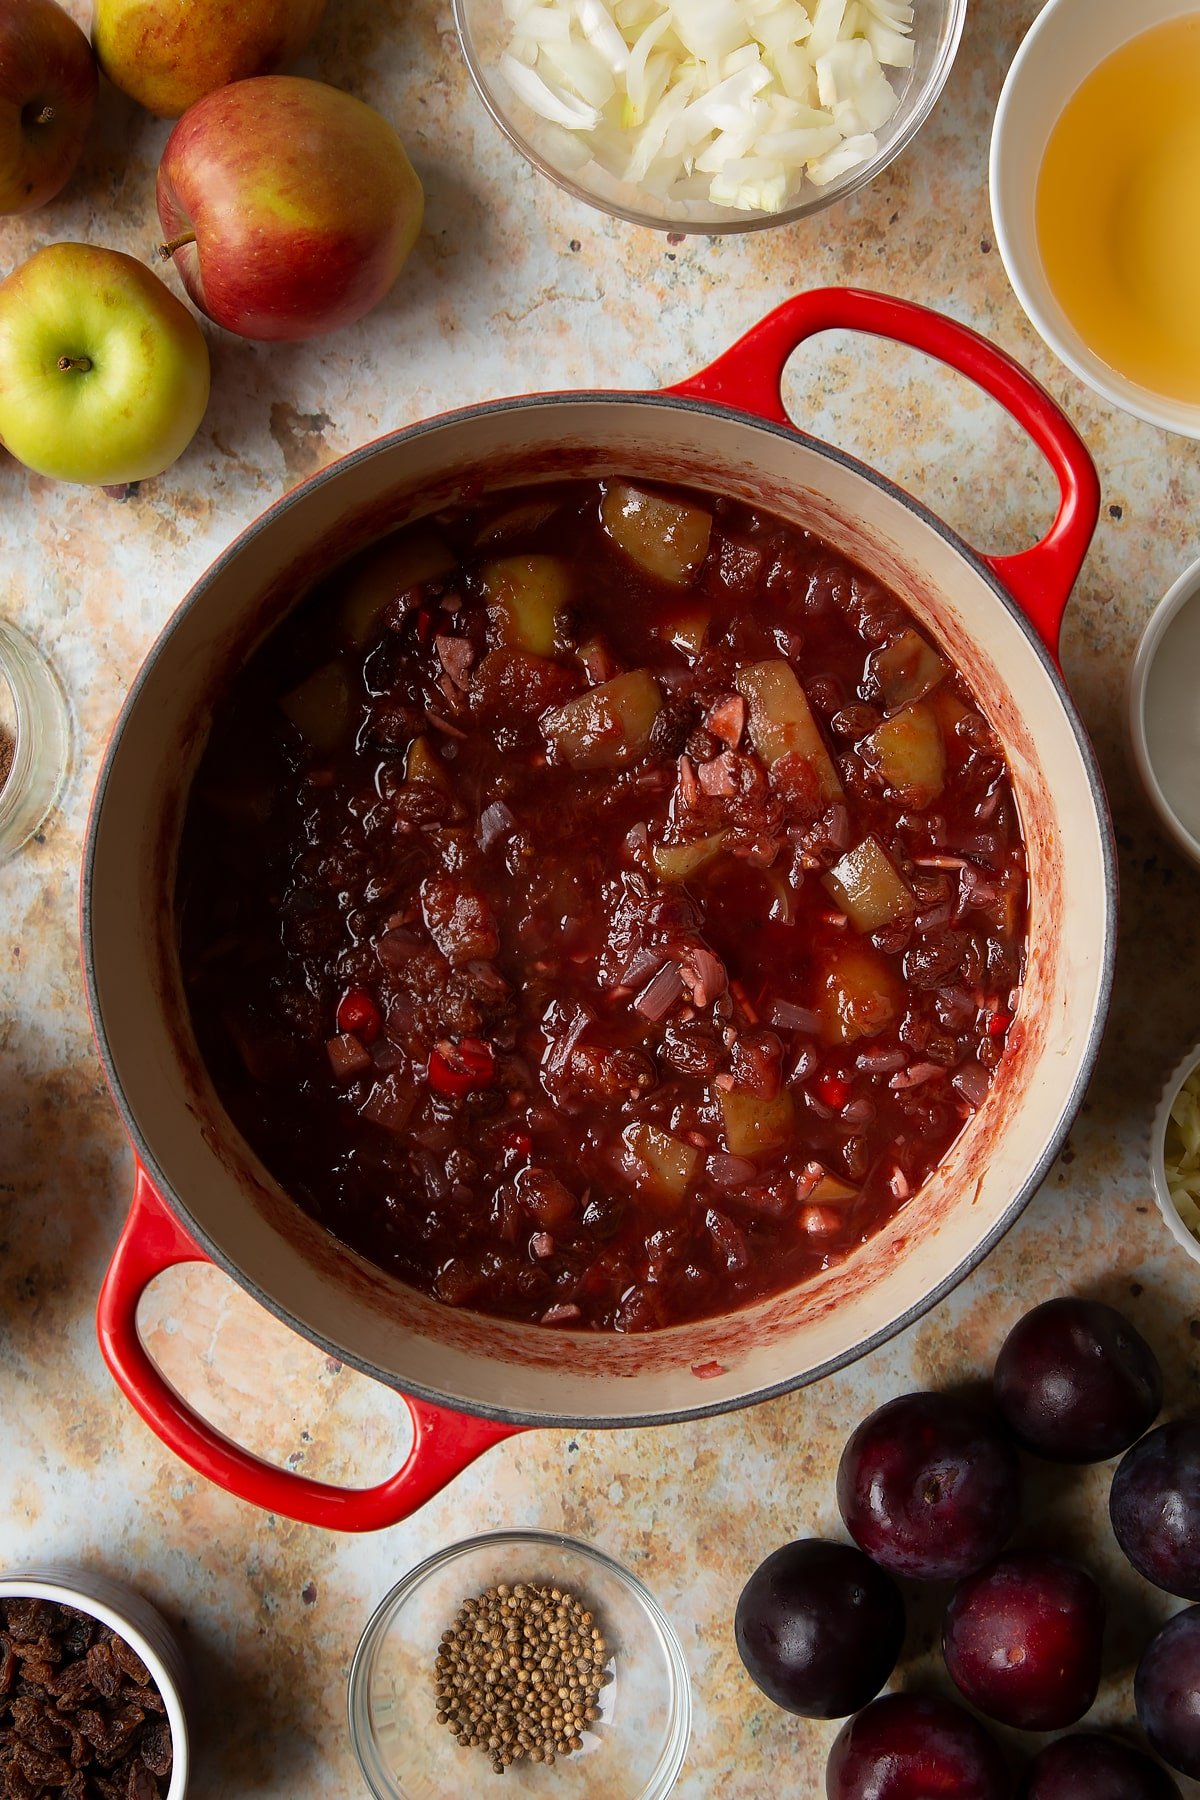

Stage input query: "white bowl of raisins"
[{"left": 0, "top": 1566, "right": 189, "bottom": 1799}]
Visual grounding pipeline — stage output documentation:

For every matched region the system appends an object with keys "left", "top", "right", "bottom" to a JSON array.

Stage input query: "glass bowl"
[
  {"left": 0, "top": 620, "right": 70, "bottom": 861},
  {"left": 1150, "top": 1039, "right": 1200, "bottom": 1272},
  {"left": 452, "top": 0, "right": 967, "bottom": 232},
  {"left": 348, "top": 1531, "right": 691, "bottom": 1800}
]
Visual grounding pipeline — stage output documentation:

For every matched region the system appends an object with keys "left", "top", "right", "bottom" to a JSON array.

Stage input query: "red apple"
[
  {"left": 0, "top": 0, "right": 98, "bottom": 215},
  {"left": 156, "top": 75, "right": 423, "bottom": 343},
  {"left": 92, "top": 0, "right": 326, "bottom": 120}
]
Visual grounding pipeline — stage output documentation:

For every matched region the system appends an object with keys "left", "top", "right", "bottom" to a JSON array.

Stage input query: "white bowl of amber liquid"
[{"left": 990, "top": 0, "right": 1200, "bottom": 435}]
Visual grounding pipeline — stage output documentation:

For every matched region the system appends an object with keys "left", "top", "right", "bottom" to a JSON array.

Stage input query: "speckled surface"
[{"left": 1, "top": 1, "right": 1199, "bottom": 1795}]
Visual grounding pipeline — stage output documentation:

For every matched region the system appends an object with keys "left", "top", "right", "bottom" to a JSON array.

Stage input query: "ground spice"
[
  {"left": 0, "top": 729, "right": 11, "bottom": 794},
  {"left": 434, "top": 1580, "right": 610, "bottom": 1774}
]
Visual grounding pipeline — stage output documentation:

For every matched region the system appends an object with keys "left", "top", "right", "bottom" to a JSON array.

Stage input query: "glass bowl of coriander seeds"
[{"left": 348, "top": 1531, "right": 691, "bottom": 1799}]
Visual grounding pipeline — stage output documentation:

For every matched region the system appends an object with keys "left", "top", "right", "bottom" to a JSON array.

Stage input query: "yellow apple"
[
  {"left": 0, "top": 242, "right": 211, "bottom": 485},
  {"left": 92, "top": 0, "right": 325, "bottom": 118}
]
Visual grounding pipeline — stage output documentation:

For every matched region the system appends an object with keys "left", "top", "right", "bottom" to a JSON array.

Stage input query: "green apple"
[
  {"left": 92, "top": 0, "right": 325, "bottom": 118},
  {"left": 0, "top": 241, "right": 210, "bottom": 485}
]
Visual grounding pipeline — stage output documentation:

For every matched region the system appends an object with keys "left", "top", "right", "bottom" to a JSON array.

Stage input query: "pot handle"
[
  {"left": 96, "top": 1166, "right": 521, "bottom": 1532},
  {"left": 664, "top": 287, "right": 1100, "bottom": 661}
]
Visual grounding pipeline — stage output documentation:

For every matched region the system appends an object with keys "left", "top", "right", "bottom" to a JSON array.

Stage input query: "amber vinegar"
[{"left": 1036, "top": 14, "right": 1200, "bottom": 403}]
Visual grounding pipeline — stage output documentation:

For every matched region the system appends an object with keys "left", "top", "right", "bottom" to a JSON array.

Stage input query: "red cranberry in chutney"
[{"left": 177, "top": 478, "right": 1028, "bottom": 1330}]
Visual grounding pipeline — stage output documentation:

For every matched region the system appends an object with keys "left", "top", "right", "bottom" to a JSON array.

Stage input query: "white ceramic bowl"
[
  {"left": 1150, "top": 1041, "right": 1200, "bottom": 1270},
  {"left": 0, "top": 1565, "right": 191, "bottom": 1798},
  {"left": 990, "top": 0, "right": 1200, "bottom": 436},
  {"left": 1127, "top": 553, "right": 1200, "bottom": 869}
]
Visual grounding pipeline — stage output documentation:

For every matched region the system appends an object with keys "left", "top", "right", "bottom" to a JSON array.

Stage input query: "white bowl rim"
[
  {"left": 989, "top": 0, "right": 1200, "bottom": 437},
  {"left": 1149, "top": 1039, "right": 1200, "bottom": 1267},
  {"left": 0, "top": 1566, "right": 190, "bottom": 1799},
  {"left": 1127, "top": 551, "right": 1200, "bottom": 869},
  {"left": 347, "top": 1528, "right": 691, "bottom": 1800}
]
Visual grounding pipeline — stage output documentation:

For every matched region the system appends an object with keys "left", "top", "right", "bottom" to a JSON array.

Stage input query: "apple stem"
[
  {"left": 157, "top": 232, "right": 197, "bottom": 260},
  {"left": 57, "top": 355, "right": 92, "bottom": 375},
  {"left": 31, "top": 104, "right": 55, "bottom": 127}
]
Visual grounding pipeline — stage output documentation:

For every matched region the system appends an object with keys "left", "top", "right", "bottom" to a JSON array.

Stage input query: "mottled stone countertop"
[{"left": 2, "top": 1, "right": 1200, "bottom": 1795}]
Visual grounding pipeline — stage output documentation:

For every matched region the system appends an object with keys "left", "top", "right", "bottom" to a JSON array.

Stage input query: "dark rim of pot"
[{"left": 81, "top": 390, "right": 1119, "bottom": 1432}]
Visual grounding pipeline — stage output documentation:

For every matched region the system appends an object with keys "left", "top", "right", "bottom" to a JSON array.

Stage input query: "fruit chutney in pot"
[{"left": 86, "top": 290, "right": 1114, "bottom": 1529}]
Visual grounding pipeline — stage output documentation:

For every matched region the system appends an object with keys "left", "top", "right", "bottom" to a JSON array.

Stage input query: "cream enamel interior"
[{"left": 85, "top": 396, "right": 1113, "bottom": 1424}]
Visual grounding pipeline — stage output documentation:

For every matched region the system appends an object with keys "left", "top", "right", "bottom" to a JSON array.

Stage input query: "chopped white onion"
[{"left": 497, "top": 0, "right": 914, "bottom": 213}]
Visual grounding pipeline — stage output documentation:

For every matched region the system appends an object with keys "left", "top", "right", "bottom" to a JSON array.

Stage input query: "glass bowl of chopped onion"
[
  {"left": 1151, "top": 1042, "right": 1200, "bottom": 1269},
  {"left": 452, "top": 0, "right": 967, "bottom": 230},
  {"left": 348, "top": 1530, "right": 691, "bottom": 1798}
]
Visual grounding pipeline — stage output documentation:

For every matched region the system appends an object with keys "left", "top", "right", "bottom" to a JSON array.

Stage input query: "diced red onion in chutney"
[
  {"left": 542, "top": 1005, "right": 594, "bottom": 1079},
  {"left": 678, "top": 945, "right": 726, "bottom": 1008},
  {"left": 952, "top": 1061, "right": 992, "bottom": 1108},
  {"left": 789, "top": 1045, "right": 821, "bottom": 1083},
  {"left": 327, "top": 1033, "right": 372, "bottom": 1081},
  {"left": 824, "top": 802, "right": 851, "bottom": 852},
  {"left": 618, "top": 944, "right": 667, "bottom": 991},
  {"left": 707, "top": 1152, "right": 758, "bottom": 1188},
  {"left": 706, "top": 1208, "right": 749, "bottom": 1273},
  {"left": 541, "top": 1303, "right": 583, "bottom": 1327},
  {"left": 360, "top": 1075, "right": 416, "bottom": 1133},
  {"left": 477, "top": 799, "right": 515, "bottom": 850},
  {"left": 800, "top": 1204, "right": 843, "bottom": 1235},
  {"left": 889, "top": 1061, "right": 945, "bottom": 1091},
  {"left": 634, "top": 960, "right": 685, "bottom": 1021},
  {"left": 376, "top": 929, "right": 423, "bottom": 968},
  {"left": 767, "top": 999, "right": 821, "bottom": 1034},
  {"left": 953, "top": 830, "right": 1003, "bottom": 865},
  {"left": 177, "top": 475, "right": 1028, "bottom": 1333}
]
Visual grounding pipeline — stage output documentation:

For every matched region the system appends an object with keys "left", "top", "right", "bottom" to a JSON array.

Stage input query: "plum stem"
[
  {"left": 57, "top": 356, "right": 92, "bottom": 374},
  {"left": 157, "top": 231, "right": 197, "bottom": 260}
]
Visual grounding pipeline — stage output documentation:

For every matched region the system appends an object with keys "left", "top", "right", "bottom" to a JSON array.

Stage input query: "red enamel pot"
[{"left": 83, "top": 289, "right": 1115, "bottom": 1531}]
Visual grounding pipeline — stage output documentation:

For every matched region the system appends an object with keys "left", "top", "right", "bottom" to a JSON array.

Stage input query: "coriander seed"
[{"left": 433, "top": 1580, "right": 610, "bottom": 1774}]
